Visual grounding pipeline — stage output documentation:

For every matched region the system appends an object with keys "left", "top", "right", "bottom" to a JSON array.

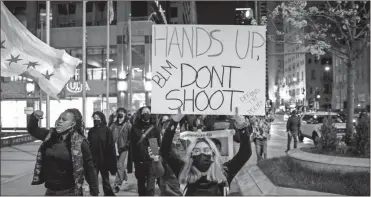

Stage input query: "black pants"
[
  {"left": 45, "top": 187, "right": 79, "bottom": 196},
  {"left": 96, "top": 168, "right": 115, "bottom": 196},
  {"left": 287, "top": 132, "right": 298, "bottom": 151},
  {"left": 134, "top": 162, "right": 156, "bottom": 196}
]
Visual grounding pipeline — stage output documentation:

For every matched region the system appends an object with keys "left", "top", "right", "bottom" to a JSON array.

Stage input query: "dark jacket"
[
  {"left": 152, "top": 155, "right": 182, "bottom": 196},
  {"left": 27, "top": 114, "right": 98, "bottom": 196},
  {"left": 87, "top": 124, "right": 117, "bottom": 174},
  {"left": 130, "top": 119, "right": 161, "bottom": 163},
  {"left": 116, "top": 122, "right": 132, "bottom": 153},
  {"left": 161, "top": 120, "right": 252, "bottom": 196},
  {"left": 286, "top": 115, "right": 301, "bottom": 133}
]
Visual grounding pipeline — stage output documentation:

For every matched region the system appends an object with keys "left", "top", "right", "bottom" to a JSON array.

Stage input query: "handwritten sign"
[
  {"left": 151, "top": 25, "right": 267, "bottom": 115},
  {"left": 180, "top": 130, "right": 235, "bottom": 160}
]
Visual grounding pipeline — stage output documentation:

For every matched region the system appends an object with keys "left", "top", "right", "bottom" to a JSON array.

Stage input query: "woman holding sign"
[{"left": 160, "top": 108, "right": 252, "bottom": 196}]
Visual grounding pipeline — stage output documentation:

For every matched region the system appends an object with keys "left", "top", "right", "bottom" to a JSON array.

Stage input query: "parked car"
[{"left": 299, "top": 112, "right": 346, "bottom": 145}]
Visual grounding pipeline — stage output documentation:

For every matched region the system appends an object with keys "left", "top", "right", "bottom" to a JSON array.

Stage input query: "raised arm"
[
  {"left": 224, "top": 125, "right": 252, "bottom": 184},
  {"left": 81, "top": 140, "right": 99, "bottom": 196},
  {"left": 160, "top": 120, "right": 184, "bottom": 177},
  {"left": 27, "top": 112, "right": 50, "bottom": 141}
]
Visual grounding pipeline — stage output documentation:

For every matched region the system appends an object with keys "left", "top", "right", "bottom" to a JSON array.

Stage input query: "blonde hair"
[{"left": 178, "top": 137, "right": 228, "bottom": 185}]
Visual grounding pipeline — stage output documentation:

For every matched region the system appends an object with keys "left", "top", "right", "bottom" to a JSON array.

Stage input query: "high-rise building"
[{"left": 332, "top": 42, "right": 370, "bottom": 111}]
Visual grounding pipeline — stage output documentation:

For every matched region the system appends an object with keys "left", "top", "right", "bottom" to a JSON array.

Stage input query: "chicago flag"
[{"left": 0, "top": 1, "right": 81, "bottom": 98}]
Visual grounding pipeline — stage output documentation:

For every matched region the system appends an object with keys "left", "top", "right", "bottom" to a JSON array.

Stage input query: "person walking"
[
  {"left": 87, "top": 111, "right": 117, "bottom": 196},
  {"left": 251, "top": 116, "right": 271, "bottom": 161},
  {"left": 130, "top": 106, "right": 161, "bottom": 196},
  {"left": 27, "top": 109, "right": 98, "bottom": 196},
  {"left": 285, "top": 110, "right": 301, "bottom": 152},
  {"left": 113, "top": 112, "right": 132, "bottom": 193},
  {"left": 109, "top": 107, "right": 130, "bottom": 193}
]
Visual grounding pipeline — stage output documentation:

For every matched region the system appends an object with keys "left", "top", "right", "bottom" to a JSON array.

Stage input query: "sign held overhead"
[{"left": 151, "top": 25, "right": 267, "bottom": 115}]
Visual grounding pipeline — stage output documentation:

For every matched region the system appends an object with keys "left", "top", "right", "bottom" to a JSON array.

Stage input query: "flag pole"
[
  {"left": 46, "top": 1, "right": 51, "bottom": 129},
  {"left": 128, "top": 15, "right": 132, "bottom": 110},
  {"left": 82, "top": 1, "right": 87, "bottom": 128},
  {"left": 106, "top": 1, "right": 110, "bottom": 119}
]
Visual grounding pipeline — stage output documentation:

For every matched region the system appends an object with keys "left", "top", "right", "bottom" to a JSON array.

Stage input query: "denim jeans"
[
  {"left": 114, "top": 151, "right": 128, "bottom": 187},
  {"left": 255, "top": 139, "right": 268, "bottom": 161},
  {"left": 287, "top": 132, "right": 298, "bottom": 151}
]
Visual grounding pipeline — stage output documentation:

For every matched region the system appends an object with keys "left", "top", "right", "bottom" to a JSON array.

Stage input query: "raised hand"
[
  {"left": 171, "top": 107, "right": 185, "bottom": 123},
  {"left": 34, "top": 110, "right": 44, "bottom": 120}
]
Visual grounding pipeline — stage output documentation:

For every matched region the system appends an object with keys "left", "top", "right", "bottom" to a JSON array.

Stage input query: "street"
[{"left": 0, "top": 115, "right": 314, "bottom": 196}]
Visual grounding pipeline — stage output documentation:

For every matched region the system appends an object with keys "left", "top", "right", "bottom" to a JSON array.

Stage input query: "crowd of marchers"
[{"left": 26, "top": 106, "right": 276, "bottom": 196}]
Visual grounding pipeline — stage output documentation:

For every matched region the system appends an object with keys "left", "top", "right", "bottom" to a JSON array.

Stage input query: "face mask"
[
  {"left": 142, "top": 113, "right": 151, "bottom": 122},
  {"left": 93, "top": 120, "right": 101, "bottom": 127},
  {"left": 192, "top": 154, "right": 213, "bottom": 172},
  {"left": 57, "top": 124, "right": 75, "bottom": 133},
  {"left": 117, "top": 114, "right": 124, "bottom": 119}
]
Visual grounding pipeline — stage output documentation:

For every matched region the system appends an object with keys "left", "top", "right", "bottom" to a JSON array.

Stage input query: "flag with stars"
[{"left": 0, "top": 2, "right": 81, "bottom": 98}]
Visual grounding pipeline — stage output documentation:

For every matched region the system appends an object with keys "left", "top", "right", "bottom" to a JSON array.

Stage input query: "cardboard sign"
[
  {"left": 180, "top": 129, "right": 235, "bottom": 160},
  {"left": 151, "top": 25, "right": 267, "bottom": 115}
]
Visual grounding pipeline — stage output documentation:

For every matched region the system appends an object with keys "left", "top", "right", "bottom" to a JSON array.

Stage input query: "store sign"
[
  {"left": 64, "top": 80, "right": 117, "bottom": 97},
  {"left": 66, "top": 81, "right": 91, "bottom": 93}
]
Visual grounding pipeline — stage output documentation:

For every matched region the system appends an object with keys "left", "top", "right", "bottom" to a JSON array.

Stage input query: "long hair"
[
  {"left": 178, "top": 137, "right": 227, "bottom": 185},
  {"left": 92, "top": 111, "right": 107, "bottom": 126},
  {"left": 115, "top": 107, "right": 128, "bottom": 124}
]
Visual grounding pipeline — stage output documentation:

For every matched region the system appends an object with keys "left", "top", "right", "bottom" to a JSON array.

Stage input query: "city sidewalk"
[{"left": 1, "top": 141, "right": 241, "bottom": 196}]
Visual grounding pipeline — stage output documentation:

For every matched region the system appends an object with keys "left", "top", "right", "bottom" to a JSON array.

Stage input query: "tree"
[{"left": 268, "top": 1, "right": 370, "bottom": 135}]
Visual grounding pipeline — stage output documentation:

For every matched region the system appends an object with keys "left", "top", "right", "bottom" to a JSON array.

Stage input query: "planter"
[{"left": 287, "top": 148, "right": 370, "bottom": 174}]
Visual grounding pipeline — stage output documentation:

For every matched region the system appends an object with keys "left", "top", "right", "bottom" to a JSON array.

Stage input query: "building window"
[
  {"left": 297, "top": 72, "right": 299, "bottom": 81},
  {"left": 309, "top": 87, "right": 313, "bottom": 94},
  {"left": 86, "top": 1, "right": 93, "bottom": 13},
  {"left": 311, "top": 70, "right": 316, "bottom": 80},
  {"left": 301, "top": 72, "right": 304, "bottom": 81},
  {"left": 171, "top": 7, "right": 178, "bottom": 17},
  {"left": 308, "top": 58, "right": 312, "bottom": 64}
]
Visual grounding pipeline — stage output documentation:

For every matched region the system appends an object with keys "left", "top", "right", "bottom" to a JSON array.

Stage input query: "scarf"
[{"left": 31, "top": 130, "right": 85, "bottom": 196}]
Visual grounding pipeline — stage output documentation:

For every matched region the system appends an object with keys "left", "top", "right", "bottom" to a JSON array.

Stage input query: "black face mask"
[
  {"left": 117, "top": 114, "right": 124, "bottom": 119},
  {"left": 93, "top": 120, "right": 101, "bottom": 127},
  {"left": 192, "top": 154, "right": 213, "bottom": 172},
  {"left": 142, "top": 113, "right": 151, "bottom": 122}
]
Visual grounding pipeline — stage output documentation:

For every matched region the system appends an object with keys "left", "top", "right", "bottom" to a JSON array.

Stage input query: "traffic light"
[{"left": 315, "top": 90, "right": 320, "bottom": 100}]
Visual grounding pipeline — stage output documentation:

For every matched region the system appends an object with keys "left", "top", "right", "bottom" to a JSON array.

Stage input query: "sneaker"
[
  {"left": 114, "top": 185, "right": 120, "bottom": 193},
  {"left": 285, "top": 149, "right": 290, "bottom": 153}
]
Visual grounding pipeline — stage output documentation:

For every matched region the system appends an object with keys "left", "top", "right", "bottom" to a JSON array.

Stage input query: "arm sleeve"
[
  {"left": 81, "top": 140, "right": 99, "bottom": 196},
  {"left": 152, "top": 157, "right": 165, "bottom": 178},
  {"left": 27, "top": 113, "right": 50, "bottom": 141},
  {"left": 286, "top": 118, "right": 291, "bottom": 131},
  {"left": 160, "top": 120, "right": 184, "bottom": 177},
  {"left": 224, "top": 126, "right": 252, "bottom": 185}
]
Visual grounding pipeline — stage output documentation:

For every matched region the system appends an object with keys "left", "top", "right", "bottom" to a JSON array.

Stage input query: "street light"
[
  {"left": 317, "top": 94, "right": 321, "bottom": 99},
  {"left": 325, "top": 66, "right": 330, "bottom": 71}
]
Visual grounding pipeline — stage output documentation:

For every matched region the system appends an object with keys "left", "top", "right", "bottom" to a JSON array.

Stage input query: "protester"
[
  {"left": 27, "top": 109, "right": 98, "bottom": 196},
  {"left": 285, "top": 110, "right": 301, "bottom": 152},
  {"left": 109, "top": 107, "right": 131, "bottom": 193},
  {"left": 129, "top": 106, "right": 161, "bottom": 196},
  {"left": 113, "top": 112, "right": 132, "bottom": 193},
  {"left": 160, "top": 109, "right": 252, "bottom": 196},
  {"left": 87, "top": 111, "right": 117, "bottom": 196},
  {"left": 251, "top": 116, "right": 271, "bottom": 161}
]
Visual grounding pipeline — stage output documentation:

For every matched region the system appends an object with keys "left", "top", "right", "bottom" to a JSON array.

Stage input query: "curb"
[{"left": 235, "top": 165, "right": 277, "bottom": 195}]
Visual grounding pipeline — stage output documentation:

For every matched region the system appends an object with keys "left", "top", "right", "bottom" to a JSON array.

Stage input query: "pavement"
[{"left": 0, "top": 115, "right": 318, "bottom": 196}]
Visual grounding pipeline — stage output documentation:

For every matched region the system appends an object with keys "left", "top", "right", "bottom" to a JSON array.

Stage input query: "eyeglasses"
[{"left": 192, "top": 147, "right": 212, "bottom": 156}]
